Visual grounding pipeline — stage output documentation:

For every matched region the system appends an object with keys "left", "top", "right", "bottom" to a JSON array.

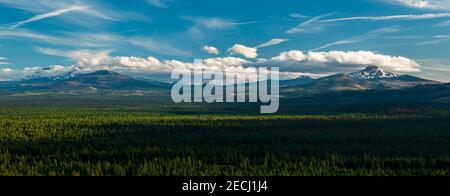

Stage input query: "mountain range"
[
  {"left": 0, "top": 70, "right": 169, "bottom": 93},
  {"left": 0, "top": 66, "right": 445, "bottom": 95},
  {"left": 283, "top": 65, "right": 441, "bottom": 93}
]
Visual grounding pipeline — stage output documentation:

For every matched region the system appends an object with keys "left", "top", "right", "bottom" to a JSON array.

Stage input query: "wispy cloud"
[
  {"left": 127, "top": 36, "right": 192, "bottom": 57},
  {"left": 383, "top": 0, "right": 450, "bottom": 10},
  {"left": 311, "top": 26, "right": 403, "bottom": 51},
  {"left": 182, "top": 16, "right": 259, "bottom": 30},
  {"left": 0, "top": 29, "right": 100, "bottom": 47},
  {"left": 416, "top": 35, "right": 450, "bottom": 45},
  {"left": 416, "top": 58, "right": 450, "bottom": 82},
  {"left": 35, "top": 47, "right": 111, "bottom": 61},
  {"left": 11, "top": 5, "right": 89, "bottom": 29},
  {"left": 286, "top": 13, "right": 334, "bottom": 34},
  {"left": 438, "top": 20, "right": 450, "bottom": 26},
  {"left": 256, "top": 39, "right": 289, "bottom": 48},
  {"left": 0, "top": 0, "right": 144, "bottom": 29},
  {"left": 181, "top": 16, "right": 260, "bottom": 39},
  {"left": 289, "top": 13, "right": 309, "bottom": 19},
  {"left": 146, "top": 0, "right": 171, "bottom": 8},
  {"left": 321, "top": 13, "right": 450, "bottom": 22},
  {"left": 0, "top": 57, "right": 10, "bottom": 65},
  {"left": 288, "top": 12, "right": 450, "bottom": 35},
  {"left": 0, "top": 28, "right": 190, "bottom": 57}
]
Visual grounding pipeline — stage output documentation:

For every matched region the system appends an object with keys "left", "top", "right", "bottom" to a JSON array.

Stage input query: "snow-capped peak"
[
  {"left": 348, "top": 66, "right": 398, "bottom": 80},
  {"left": 24, "top": 69, "right": 81, "bottom": 81},
  {"left": 53, "top": 70, "right": 81, "bottom": 80}
]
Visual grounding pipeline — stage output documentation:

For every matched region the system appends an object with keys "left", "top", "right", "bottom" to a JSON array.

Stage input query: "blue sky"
[{"left": 0, "top": 0, "right": 450, "bottom": 81}]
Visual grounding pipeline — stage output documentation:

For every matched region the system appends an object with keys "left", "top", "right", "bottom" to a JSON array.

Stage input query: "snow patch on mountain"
[
  {"left": 348, "top": 66, "right": 398, "bottom": 80},
  {"left": 24, "top": 69, "right": 82, "bottom": 81}
]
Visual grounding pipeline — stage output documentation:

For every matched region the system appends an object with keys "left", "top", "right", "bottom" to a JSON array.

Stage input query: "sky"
[{"left": 0, "top": 0, "right": 450, "bottom": 81}]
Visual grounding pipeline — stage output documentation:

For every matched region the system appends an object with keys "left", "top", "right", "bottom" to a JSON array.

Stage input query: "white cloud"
[
  {"left": 203, "top": 57, "right": 249, "bottom": 70},
  {"left": 0, "top": 0, "right": 145, "bottom": 29},
  {"left": 0, "top": 57, "right": 10, "bottom": 65},
  {"left": 0, "top": 67, "right": 40, "bottom": 81},
  {"left": 11, "top": 5, "right": 89, "bottom": 29},
  {"left": 396, "top": 0, "right": 431, "bottom": 8},
  {"left": 202, "top": 45, "right": 220, "bottom": 55},
  {"left": 272, "top": 50, "right": 306, "bottom": 62},
  {"left": 256, "top": 39, "right": 289, "bottom": 48},
  {"left": 47, "top": 65, "right": 67, "bottom": 71},
  {"left": 228, "top": 44, "right": 258, "bottom": 59},
  {"left": 36, "top": 47, "right": 110, "bottom": 62},
  {"left": 387, "top": 0, "right": 450, "bottom": 10},
  {"left": 32, "top": 48, "right": 302, "bottom": 81},
  {"left": 63, "top": 49, "right": 420, "bottom": 76},
  {"left": 287, "top": 13, "right": 334, "bottom": 34},
  {"left": 271, "top": 50, "right": 421, "bottom": 72},
  {"left": 0, "top": 65, "right": 75, "bottom": 81},
  {"left": 227, "top": 39, "right": 288, "bottom": 59},
  {"left": 36, "top": 48, "right": 248, "bottom": 73},
  {"left": 10, "top": 47, "right": 422, "bottom": 82},
  {"left": 321, "top": 13, "right": 450, "bottom": 22}
]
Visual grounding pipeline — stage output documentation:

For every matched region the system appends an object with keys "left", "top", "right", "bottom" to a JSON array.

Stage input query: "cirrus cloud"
[
  {"left": 146, "top": 0, "right": 171, "bottom": 9},
  {"left": 11, "top": 5, "right": 90, "bottom": 29},
  {"left": 321, "top": 13, "right": 450, "bottom": 23},
  {"left": 0, "top": 57, "right": 10, "bottom": 65},
  {"left": 256, "top": 39, "right": 289, "bottom": 48}
]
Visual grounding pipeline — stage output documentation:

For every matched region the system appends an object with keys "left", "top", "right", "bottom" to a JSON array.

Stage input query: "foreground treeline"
[
  {"left": 1, "top": 94, "right": 450, "bottom": 176},
  {"left": 1, "top": 98, "right": 450, "bottom": 176}
]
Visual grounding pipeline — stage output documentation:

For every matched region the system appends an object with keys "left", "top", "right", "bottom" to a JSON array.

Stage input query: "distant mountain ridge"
[
  {"left": 0, "top": 70, "right": 170, "bottom": 93},
  {"left": 283, "top": 66, "right": 441, "bottom": 93},
  {"left": 0, "top": 66, "right": 444, "bottom": 95},
  {"left": 24, "top": 69, "right": 81, "bottom": 81}
]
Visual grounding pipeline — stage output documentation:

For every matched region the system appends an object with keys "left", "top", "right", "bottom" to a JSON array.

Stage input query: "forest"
[{"left": 0, "top": 94, "right": 450, "bottom": 176}]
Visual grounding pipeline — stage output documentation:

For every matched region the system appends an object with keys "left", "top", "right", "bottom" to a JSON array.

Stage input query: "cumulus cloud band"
[
  {"left": 272, "top": 50, "right": 421, "bottom": 72},
  {"left": 0, "top": 48, "right": 421, "bottom": 81}
]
